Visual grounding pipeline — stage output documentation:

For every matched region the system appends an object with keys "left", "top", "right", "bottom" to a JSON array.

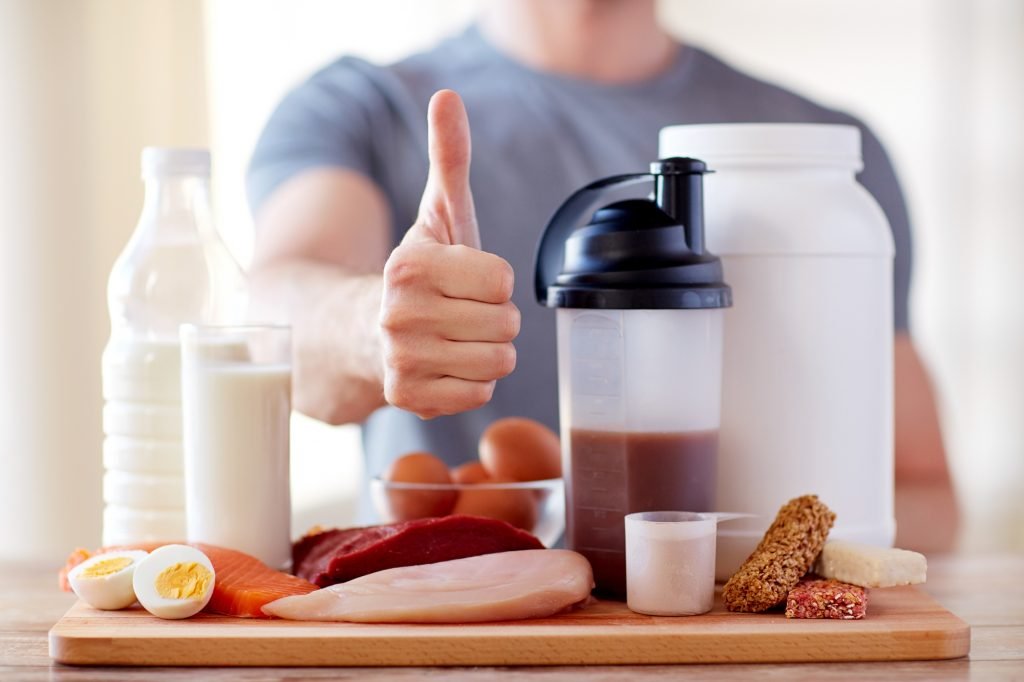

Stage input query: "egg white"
[
  {"left": 132, "top": 544, "right": 216, "bottom": 619},
  {"left": 68, "top": 550, "right": 149, "bottom": 610}
]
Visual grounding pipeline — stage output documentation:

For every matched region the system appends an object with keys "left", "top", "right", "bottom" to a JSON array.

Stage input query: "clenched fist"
[{"left": 379, "top": 90, "right": 520, "bottom": 419}]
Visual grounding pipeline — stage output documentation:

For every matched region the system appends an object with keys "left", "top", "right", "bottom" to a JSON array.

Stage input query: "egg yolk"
[
  {"left": 155, "top": 562, "right": 213, "bottom": 600},
  {"left": 81, "top": 556, "right": 133, "bottom": 578}
]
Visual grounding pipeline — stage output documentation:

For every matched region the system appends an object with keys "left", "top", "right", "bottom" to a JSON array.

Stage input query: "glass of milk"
[{"left": 180, "top": 324, "right": 292, "bottom": 569}]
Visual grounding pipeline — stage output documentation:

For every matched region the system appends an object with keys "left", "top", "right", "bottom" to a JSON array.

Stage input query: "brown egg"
[
  {"left": 479, "top": 417, "right": 562, "bottom": 482},
  {"left": 452, "top": 480, "right": 539, "bottom": 532},
  {"left": 383, "top": 451, "right": 457, "bottom": 521},
  {"left": 451, "top": 460, "right": 490, "bottom": 484}
]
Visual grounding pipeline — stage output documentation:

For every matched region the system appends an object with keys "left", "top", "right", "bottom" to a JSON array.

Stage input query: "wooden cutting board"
[{"left": 49, "top": 586, "right": 969, "bottom": 667}]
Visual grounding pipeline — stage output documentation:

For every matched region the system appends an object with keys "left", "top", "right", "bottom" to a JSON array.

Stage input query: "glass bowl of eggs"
[{"left": 369, "top": 417, "right": 566, "bottom": 547}]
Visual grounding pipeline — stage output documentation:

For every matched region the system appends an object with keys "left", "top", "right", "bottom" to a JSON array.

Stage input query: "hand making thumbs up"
[{"left": 379, "top": 90, "right": 520, "bottom": 419}]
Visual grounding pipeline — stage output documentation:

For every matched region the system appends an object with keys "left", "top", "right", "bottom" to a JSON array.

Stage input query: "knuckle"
[
  {"left": 495, "top": 343, "right": 517, "bottom": 378},
  {"left": 494, "top": 260, "right": 514, "bottom": 300},
  {"left": 446, "top": 381, "right": 494, "bottom": 414},
  {"left": 380, "top": 301, "right": 424, "bottom": 334},
  {"left": 383, "top": 248, "right": 421, "bottom": 288},
  {"left": 382, "top": 377, "right": 400, "bottom": 407},
  {"left": 501, "top": 303, "right": 521, "bottom": 341},
  {"left": 378, "top": 304, "right": 405, "bottom": 332},
  {"left": 473, "top": 381, "right": 497, "bottom": 407},
  {"left": 384, "top": 376, "right": 416, "bottom": 412},
  {"left": 383, "top": 343, "right": 417, "bottom": 376}
]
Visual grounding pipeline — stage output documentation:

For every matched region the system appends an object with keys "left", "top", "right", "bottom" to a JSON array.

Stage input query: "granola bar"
[
  {"left": 723, "top": 494, "right": 836, "bottom": 612},
  {"left": 785, "top": 578, "right": 867, "bottom": 619}
]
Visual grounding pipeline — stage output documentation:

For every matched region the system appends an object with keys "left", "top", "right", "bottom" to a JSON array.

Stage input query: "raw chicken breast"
[{"left": 262, "top": 550, "right": 594, "bottom": 623}]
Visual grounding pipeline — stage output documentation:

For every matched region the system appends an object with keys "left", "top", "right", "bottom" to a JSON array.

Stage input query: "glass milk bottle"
[
  {"left": 535, "top": 158, "right": 731, "bottom": 597},
  {"left": 102, "top": 148, "right": 244, "bottom": 545}
]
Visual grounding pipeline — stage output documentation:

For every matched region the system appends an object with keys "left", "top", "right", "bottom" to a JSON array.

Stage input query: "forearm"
[{"left": 249, "top": 259, "right": 386, "bottom": 425}]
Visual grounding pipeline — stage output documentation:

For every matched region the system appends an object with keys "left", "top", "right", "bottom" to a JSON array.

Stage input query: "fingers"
[
  {"left": 384, "top": 242, "right": 514, "bottom": 304},
  {"left": 442, "top": 341, "right": 516, "bottom": 381},
  {"left": 419, "top": 89, "right": 481, "bottom": 249},
  {"left": 384, "top": 339, "right": 516, "bottom": 384},
  {"left": 380, "top": 321, "right": 515, "bottom": 419},
  {"left": 380, "top": 293, "right": 520, "bottom": 344},
  {"left": 437, "top": 300, "right": 521, "bottom": 343},
  {"left": 386, "top": 376, "right": 496, "bottom": 421},
  {"left": 431, "top": 245, "right": 513, "bottom": 303}
]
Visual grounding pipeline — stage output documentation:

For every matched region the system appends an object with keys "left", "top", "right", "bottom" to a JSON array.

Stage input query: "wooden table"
[{"left": 2, "top": 554, "right": 1022, "bottom": 680}]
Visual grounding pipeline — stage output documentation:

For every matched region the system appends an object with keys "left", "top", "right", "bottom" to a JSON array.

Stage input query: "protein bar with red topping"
[{"left": 785, "top": 578, "right": 867, "bottom": 619}]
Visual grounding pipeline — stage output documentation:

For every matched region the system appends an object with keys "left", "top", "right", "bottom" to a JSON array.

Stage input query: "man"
[{"left": 247, "top": 0, "right": 957, "bottom": 550}]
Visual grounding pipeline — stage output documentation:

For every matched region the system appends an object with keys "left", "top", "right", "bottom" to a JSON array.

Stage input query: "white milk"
[
  {"left": 98, "top": 148, "right": 246, "bottom": 550},
  {"left": 182, "top": 360, "right": 291, "bottom": 569},
  {"left": 101, "top": 337, "right": 186, "bottom": 544}
]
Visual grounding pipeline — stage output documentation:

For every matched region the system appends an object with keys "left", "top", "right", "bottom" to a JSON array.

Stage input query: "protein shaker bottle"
[{"left": 535, "top": 158, "right": 731, "bottom": 597}]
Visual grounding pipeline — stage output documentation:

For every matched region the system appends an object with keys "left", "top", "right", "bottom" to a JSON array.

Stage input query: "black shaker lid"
[{"left": 535, "top": 157, "right": 732, "bottom": 310}]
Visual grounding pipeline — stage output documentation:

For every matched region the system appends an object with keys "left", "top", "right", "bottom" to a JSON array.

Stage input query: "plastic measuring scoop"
[{"left": 625, "top": 511, "right": 751, "bottom": 616}]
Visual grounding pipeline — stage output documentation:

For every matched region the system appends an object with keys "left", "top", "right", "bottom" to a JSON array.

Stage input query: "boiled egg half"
[
  {"left": 132, "top": 544, "right": 215, "bottom": 619},
  {"left": 67, "top": 550, "right": 149, "bottom": 610}
]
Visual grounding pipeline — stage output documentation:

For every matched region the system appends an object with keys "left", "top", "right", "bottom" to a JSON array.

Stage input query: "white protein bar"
[{"left": 814, "top": 540, "right": 927, "bottom": 588}]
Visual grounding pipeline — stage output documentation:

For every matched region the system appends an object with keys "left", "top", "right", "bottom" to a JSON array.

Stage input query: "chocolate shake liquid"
[{"left": 568, "top": 429, "right": 717, "bottom": 597}]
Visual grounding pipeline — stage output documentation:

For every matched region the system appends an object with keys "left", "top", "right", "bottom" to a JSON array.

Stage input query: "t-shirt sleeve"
[
  {"left": 854, "top": 123, "right": 913, "bottom": 332},
  {"left": 246, "top": 58, "right": 381, "bottom": 217}
]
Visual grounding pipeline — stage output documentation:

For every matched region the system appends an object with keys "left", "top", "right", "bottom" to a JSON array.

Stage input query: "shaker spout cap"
[
  {"left": 651, "top": 157, "right": 712, "bottom": 256},
  {"left": 534, "top": 158, "right": 730, "bottom": 310},
  {"left": 533, "top": 173, "right": 652, "bottom": 306}
]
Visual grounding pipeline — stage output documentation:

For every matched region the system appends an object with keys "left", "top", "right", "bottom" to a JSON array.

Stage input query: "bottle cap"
[
  {"left": 535, "top": 158, "right": 731, "bottom": 310},
  {"left": 141, "top": 147, "right": 211, "bottom": 178}
]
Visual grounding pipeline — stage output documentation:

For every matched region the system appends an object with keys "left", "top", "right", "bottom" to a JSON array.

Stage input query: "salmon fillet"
[
  {"left": 60, "top": 542, "right": 316, "bottom": 619},
  {"left": 262, "top": 549, "right": 594, "bottom": 623},
  {"left": 194, "top": 544, "right": 317, "bottom": 618}
]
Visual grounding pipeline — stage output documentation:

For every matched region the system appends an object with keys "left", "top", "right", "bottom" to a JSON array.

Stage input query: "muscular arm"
[
  {"left": 894, "top": 332, "right": 959, "bottom": 553},
  {"left": 248, "top": 91, "right": 517, "bottom": 427},
  {"left": 249, "top": 167, "right": 390, "bottom": 425}
]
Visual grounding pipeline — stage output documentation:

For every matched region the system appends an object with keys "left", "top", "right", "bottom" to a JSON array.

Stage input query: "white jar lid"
[
  {"left": 141, "top": 147, "right": 210, "bottom": 178},
  {"left": 659, "top": 123, "right": 862, "bottom": 170}
]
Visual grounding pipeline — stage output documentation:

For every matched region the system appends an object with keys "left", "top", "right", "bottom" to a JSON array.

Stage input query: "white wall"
[
  {"left": 0, "top": 0, "right": 208, "bottom": 561},
  {"left": 202, "top": 0, "right": 1024, "bottom": 549}
]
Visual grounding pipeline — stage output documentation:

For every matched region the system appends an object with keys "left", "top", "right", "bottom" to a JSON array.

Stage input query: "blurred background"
[{"left": 1, "top": 0, "right": 1021, "bottom": 561}]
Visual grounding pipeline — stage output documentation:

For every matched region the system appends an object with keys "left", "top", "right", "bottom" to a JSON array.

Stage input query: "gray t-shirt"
[{"left": 248, "top": 26, "right": 912, "bottom": 507}]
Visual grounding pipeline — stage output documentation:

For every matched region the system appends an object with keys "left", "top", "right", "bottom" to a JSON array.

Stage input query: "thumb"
[{"left": 416, "top": 89, "right": 481, "bottom": 249}]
